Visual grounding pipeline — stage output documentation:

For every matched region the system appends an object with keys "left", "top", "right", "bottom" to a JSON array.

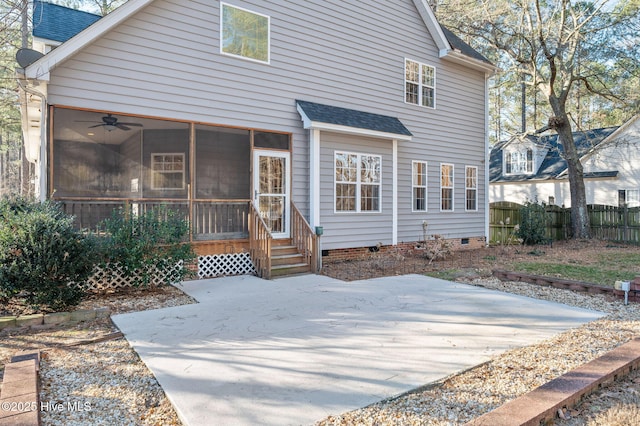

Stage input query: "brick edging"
[
  {"left": 0, "top": 351, "right": 40, "bottom": 426},
  {"left": 492, "top": 269, "right": 639, "bottom": 303},
  {"left": 0, "top": 307, "right": 111, "bottom": 334},
  {"left": 465, "top": 337, "right": 640, "bottom": 426}
]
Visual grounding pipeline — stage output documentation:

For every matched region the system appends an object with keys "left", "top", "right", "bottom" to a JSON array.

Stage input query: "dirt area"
[{"left": 320, "top": 239, "right": 640, "bottom": 282}]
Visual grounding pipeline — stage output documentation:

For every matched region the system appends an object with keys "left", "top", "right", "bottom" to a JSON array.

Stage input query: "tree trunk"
[{"left": 548, "top": 102, "right": 591, "bottom": 239}]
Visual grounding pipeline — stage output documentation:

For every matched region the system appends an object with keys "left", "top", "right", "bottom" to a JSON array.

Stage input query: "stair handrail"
[
  {"left": 291, "top": 202, "right": 320, "bottom": 273},
  {"left": 248, "top": 202, "right": 273, "bottom": 279}
]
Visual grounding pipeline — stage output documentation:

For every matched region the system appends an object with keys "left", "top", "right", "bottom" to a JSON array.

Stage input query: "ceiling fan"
[{"left": 84, "top": 114, "right": 143, "bottom": 131}]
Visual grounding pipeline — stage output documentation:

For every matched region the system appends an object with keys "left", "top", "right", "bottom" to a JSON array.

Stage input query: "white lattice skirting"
[
  {"left": 73, "top": 262, "right": 183, "bottom": 293},
  {"left": 198, "top": 253, "right": 256, "bottom": 278}
]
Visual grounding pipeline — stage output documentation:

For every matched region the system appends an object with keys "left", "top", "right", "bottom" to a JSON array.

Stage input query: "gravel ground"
[{"left": 1, "top": 276, "right": 639, "bottom": 425}]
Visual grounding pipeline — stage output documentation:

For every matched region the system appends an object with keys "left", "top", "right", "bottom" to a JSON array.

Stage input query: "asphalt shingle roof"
[
  {"left": 441, "top": 26, "right": 492, "bottom": 65},
  {"left": 490, "top": 126, "right": 620, "bottom": 182},
  {"left": 33, "top": 0, "right": 101, "bottom": 43},
  {"left": 296, "top": 100, "right": 413, "bottom": 137}
]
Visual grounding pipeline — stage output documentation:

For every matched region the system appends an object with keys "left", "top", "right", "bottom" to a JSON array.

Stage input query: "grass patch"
[
  {"left": 424, "top": 270, "right": 461, "bottom": 281},
  {"left": 511, "top": 262, "right": 636, "bottom": 285}
]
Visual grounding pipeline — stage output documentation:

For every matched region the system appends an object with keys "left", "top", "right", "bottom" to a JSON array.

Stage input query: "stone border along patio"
[
  {"left": 492, "top": 269, "right": 640, "bottom": 303},
  {"left": 0, "top": 307, "right": 111, "bottom": 334}
]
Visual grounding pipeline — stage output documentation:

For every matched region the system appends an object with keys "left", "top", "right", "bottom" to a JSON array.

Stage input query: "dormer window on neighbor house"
[{"left": 504, "top": 148, "right": 533, "bottom": 174}]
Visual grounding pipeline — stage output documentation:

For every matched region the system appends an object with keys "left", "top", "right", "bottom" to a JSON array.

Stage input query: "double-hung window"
[
  {"left": 465, "top": 166, "right": 478, "bottom": 211},
  {"left": 221, "top": 3, "right": 270, "bottom": 63},
  {"left": 440, "top": 163, "right": 454, "bottom": 211},
  {"left": 405, "top": 59, "right": 435, "bottom": 108},
  {"left": 412, "top": 161, "right": 427, "bottom": 211},
  {"left": 335, "top": 151, "right": 381, "bottom": 212},
  {"left": 151, "top": 153, "right": 185, "bottom": 190}
]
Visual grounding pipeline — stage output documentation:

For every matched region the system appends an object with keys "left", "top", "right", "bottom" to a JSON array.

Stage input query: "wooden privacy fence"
[{"left": 490, "top": 202, "right": 640, "bottom": 244}]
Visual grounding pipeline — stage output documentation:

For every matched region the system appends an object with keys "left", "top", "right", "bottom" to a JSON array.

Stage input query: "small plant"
[
  {"left": 0, "top": 198, "right": 97, "bottom": 310},
  {"left": 418, "top": 222, "right": 453, "bottom": 264},
  {"left": 98, "top": 205, "right": 196, "bottom": 287},
  {"left": 516, "top": 200, "right": 549, "bottom": 245}
]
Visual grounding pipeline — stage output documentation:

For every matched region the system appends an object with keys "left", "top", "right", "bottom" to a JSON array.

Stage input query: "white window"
[
  {"left": 221, "top": 3, "right": 270, "bottom": 64},
  {"left": 412, "top": 161, "right": 427, "bottom": 211},
  {"left": 151, "top": 153, "right": 185, "bottom": 190},
  {"left": 505, "top": 148, "right": 533, "bottom": 174},
  {"left": 405, "top": 59, "right": 435, "bottom": 108},
  {"left": 335, "top": 151, "right": 381, "bottom": 213},
  {"left": 440, "top": 163, "right": 454, "bottom": 211},
  {"left": 465, "top": 166, "right": 478, "bottom": 211},
  {"left": 619, "top": 189, "right": 640, "bottom": 207}
]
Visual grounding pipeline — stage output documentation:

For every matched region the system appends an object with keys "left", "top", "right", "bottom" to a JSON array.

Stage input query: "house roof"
[
  {"left": 24, "top": 0, "right": 494, "bottom": 80},
  {"left": 440, "top": 26, "right": 492, "bottom": 66},
  {"left": 296, "top": 100, "right": 413, "bottom": 140},
  {"left": 490, "top": 126, "right": 620, "bottom": 183},
  {"left": 33, "top": 0, "right": 101, "bottom": 43}
]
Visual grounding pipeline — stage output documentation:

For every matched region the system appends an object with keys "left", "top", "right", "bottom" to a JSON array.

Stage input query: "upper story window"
[
  {"left": 221, "top": 3, "right": 270, "bottom": 64},
  {"left": 405, "top": 59, "right": 435, "bottom": 108},
  {"left": 504, "top": 148, "right": 533, "bottom": 174},
  {"left": 151, "top": 153, "right": 185, "bottom": 190},
  {"left": 335, "top": 151, "right": 381, "bottom": 213}
]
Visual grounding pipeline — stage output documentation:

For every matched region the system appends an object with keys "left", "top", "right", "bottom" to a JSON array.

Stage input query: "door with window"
[{"left": 253, "top": 150, "right": 290, "bottom": 238}]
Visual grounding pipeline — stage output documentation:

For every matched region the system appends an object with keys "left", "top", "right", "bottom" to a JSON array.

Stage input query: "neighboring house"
[
  {"left": 18, "top": 0, "right": 494, "bottom": 278},
  {"left": 490, "top": 115, "right": 640, "bottom": 208}
]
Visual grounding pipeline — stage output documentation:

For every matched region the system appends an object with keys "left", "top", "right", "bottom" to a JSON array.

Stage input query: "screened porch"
[{"left": 51, "top": 107, "right": 290, "bottom": 244}]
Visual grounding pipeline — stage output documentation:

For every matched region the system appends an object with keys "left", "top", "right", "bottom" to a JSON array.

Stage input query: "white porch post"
[
  {"left": 309, "top": 128, "right": 321, "bottom": 228},
  {"left": 392, "top": 139, "right": 398, "bottom": 245}
]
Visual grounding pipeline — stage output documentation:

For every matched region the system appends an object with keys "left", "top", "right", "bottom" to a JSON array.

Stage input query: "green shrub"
[
  {"left": 98, "top": 206, "right": 196, "bottom": 287},
  {"left": 0, "top": 198, "right": 97, "bottom": 310},
  {"left": 516, "top": 200, "right": 549, "bottom": 245}
]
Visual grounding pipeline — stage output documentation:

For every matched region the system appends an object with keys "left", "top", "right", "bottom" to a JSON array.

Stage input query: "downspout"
[
  {"left": 484, "top": 74, "right": 490, "bottom": 245},
  {"left": 16, "top": 76, "right": 48, "bottom": 201}
]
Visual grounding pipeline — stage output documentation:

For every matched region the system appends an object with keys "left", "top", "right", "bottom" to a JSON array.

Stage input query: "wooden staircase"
[
  {"left": 270, "top": 238, "right": 312, "bottom": 277},
  {"left": 249, "top": 202, "right": 319, "bottom": 279}
]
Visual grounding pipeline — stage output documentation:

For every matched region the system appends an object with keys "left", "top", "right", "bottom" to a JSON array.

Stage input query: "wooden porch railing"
[
  {"left": 291, "top": 203, "right": 319, "bottom": 273},
  {"left": 249, "top": 202, "right": 273, "bottom": 279}
]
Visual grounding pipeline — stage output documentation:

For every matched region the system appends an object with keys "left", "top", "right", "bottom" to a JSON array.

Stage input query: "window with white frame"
[
  {"left": 221, "top": 3, "right": 270, "bottom": 63},
  {"left": 412, "top": 161, "right": 427, "bottom": 211},
  {"left": 151, "top": 153, "right": 185, "bottom": 190},
  {"left": 505, "top": 148, "right": 533, "bottom": 174},
  {"left": 465, "top": 166, "right": 478, "bottom": 211},
  {"left": 441, "top": 163, "right": 454, "bottom": 211},
  {"left": 335, "top": 151, "right": 381, "bottom": 212},
  {"left": 619, "top": 189, "right": 640, "bottom": 207},
  {"left": 405, "top": 59, "right": 435, "bottom": 108}
]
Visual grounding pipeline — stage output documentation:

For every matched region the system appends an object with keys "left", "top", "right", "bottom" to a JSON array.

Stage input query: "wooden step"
[
  {"left": 270, "top": 245, "right": 299, "bottom": 256},
  {"left": 270, "top": 263, "right": 312, "bottom": 277},
  {"left": 271, "top": 253, "right": 305, "bottom": 266}
]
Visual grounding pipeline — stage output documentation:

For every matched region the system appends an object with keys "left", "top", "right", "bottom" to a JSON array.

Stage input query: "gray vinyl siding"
[
  {"left": 319, "top": 133, "right": 393, "bottom": 249},
  {"left": 46, "top": 0, "right": 488, "bottom": 247}
]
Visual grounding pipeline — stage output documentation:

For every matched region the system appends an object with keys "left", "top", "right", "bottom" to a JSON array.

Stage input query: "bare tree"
[{"left": 437, "top": 0, "right": 640, "bottom": 239}]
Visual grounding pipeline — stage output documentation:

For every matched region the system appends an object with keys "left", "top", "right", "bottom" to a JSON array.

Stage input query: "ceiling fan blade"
[
  {"left": 119, "top": 122, "right": 143, "bottom": 127},
  {"left": 88, "top": 124, "right": 104, "bottom": 128},
  {"left": 116, "top": 124, "right": 131, "bottom": 131}
]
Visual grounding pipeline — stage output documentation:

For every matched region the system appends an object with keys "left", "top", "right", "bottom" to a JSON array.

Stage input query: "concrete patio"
[{"left": 111, "top": 274, "right": 604, "bottom": 425}]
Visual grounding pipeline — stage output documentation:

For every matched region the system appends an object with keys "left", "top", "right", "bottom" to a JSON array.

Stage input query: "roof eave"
[
  {"left": 25, "top": 0, "right": 155, "bottom": 80},
  {"left": 412, "top": 0, "right": 451, "bottom": 53},
  {"left": 441, "top": 50, "right": 498, "bottom": 75}
]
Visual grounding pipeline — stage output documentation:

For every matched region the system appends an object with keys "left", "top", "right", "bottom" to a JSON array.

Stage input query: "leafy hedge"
[{"left": 0, "top": 198, "right": 97, "bottom": 310}]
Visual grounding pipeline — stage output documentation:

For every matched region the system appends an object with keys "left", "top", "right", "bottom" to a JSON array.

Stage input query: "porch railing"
[
  {"left": 56, "top": 198, "right": 249, "bottom": 240},
  {"left": 291, "top": 203, "right": 319, "bottom": 273},
  {"left": 249, "top": 202, "right": 272, "bottom": 279}
]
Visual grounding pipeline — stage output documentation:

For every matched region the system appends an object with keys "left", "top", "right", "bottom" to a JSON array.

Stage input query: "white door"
[{"left": 253, "top": 150, "right": 290, "bottom": 239}]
